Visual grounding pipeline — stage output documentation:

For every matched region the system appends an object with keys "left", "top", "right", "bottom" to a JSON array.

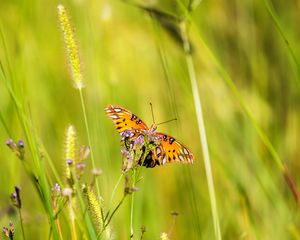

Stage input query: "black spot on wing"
[
  {"left": 131, "top": 114, "right": 138, "bottom": 121},
  {"left": 169, "top": 137, "right": 175, "bottom": 145}
]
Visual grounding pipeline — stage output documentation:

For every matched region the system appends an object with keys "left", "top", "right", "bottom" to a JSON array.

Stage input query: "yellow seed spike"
[
  {"left": 65, "top": 125, "right": 77, "bottom": 162},
  {"left": 82, "top": 184, "right": 104, "bottom": 233},
  {"left": 57, "top": 4, "right": 83, "bottom": 89},
  {"left": 64, "top": 125, "right": 77, "bottom": 184},
  {"left": 160, "top": 232, "right": 170, "bottom": 240}
]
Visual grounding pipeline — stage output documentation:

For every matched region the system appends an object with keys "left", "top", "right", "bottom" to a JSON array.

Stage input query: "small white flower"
[{"left": 62, "top": 187, "right": 73, "bottom": 197}]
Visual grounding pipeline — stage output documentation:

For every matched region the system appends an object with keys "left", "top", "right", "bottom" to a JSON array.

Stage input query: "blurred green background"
[{"left": 0, "top": 0, "right": 300, "bottom": 239}]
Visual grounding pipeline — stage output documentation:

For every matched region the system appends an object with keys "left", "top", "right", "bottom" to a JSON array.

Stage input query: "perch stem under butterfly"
[
  {"left": 129, "top": 169, "right": 136, "bottom": 239},
  {"left": 108, "top": 173, "right": 124, "bottom": 209},
  {"left": 123, "top": 134, "right": 160, "bottom": 238}
]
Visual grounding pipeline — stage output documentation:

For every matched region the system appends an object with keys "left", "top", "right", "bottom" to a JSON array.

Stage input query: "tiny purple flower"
[
  {"left": 121, "top": 149, "right": 129, "bottom": 155},
  {"left": 66, "top": 159, "right": 73, "bottom": 165},
  {"left": 10, "top": 187, "right": 21, "bottom": 208},
  {"left": 76, "top": 162, "right": 86, "bottom": 169},
  {"left": 54, "top": 183, "right": 61, "bottom": 193},
  {"left": 11, "top": 192, "right": 17, "bottom": 198},
  {"left": 5, "top": 139, "right": 13, "bottom": 146},
  {"left": 134, "top": 135, "right": 144, "bottom": 145},
  {"left": 17, "top": 140, "right": 24, "bottom": 148}
]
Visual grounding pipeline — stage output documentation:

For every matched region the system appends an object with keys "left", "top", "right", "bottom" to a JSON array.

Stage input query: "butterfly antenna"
[
  {"left": 157, "top": 118, "right": 177, "bottom": 126},
  {"left": 150, "top": 102, "right": 156, "bottom": 124}
]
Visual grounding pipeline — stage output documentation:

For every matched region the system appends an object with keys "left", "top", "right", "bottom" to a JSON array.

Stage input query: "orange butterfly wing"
[
  {"left": 141, "top": 133, "right": 194, "bottom": 168},
  {"left": 156, "top": 133, "right": 193, "bottom": 164},
  {"left": 104, "top": 105, "right": 148, "bottom": 139}
]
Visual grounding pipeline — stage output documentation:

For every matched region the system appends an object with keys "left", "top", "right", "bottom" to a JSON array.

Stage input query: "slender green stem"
[
  {"left": 18, "top": 208, "right": 26, "bottom": 240},
  {"left": 263, "top": 0, "right": 300, "bottom": 89},
  {"left": 74, "top": 175, "right": 97, "bottom": 239},
  {"left": 180, "top": 22, "right": 222, "bottom": 240},
  {"left": 99, "top": 194, "right": 126, "bottom": 239},
  {"left": 0, "top": 46, "right": 61, "bottom": 239},
  {"left": 78, "top": 89, "right": 101, "bottom": 196},
  {"left": 108, "top": 173, "right": 124, "bottom": 209},
  {"left": 68, "top": 198, "right": 77, "bottom": 240},
  {"left": 130, "top": 169, "right": 137, "bottom": 239},
  {"left": 176, "top": 0, "right": 284, "bottom": 172},
  {"left": 105, "top": 194, "right": 126, "bottom": 229}
]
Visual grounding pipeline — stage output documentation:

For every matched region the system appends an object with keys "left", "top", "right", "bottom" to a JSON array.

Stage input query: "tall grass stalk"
[
  {"left": 176, "top": 1, "right": 300, "bottom": 204},
  {"left": 195, "top": 33, "right": 284, "bottom": 171},
  {"left": 263, "top": 0, "right": 300, "bottom": 89},
  {"left": 57, "top": 4, "right": 101, "bottom": 198},
  {"left": 67, "top": 195, "right": 77, "bottom": 240},
  {"left": 57, "top": 5, "right": 101, "bottom": 238},
  {"left": 0, "top": 28, "right": 61, "bottom": 240},
  {"left": 180, "top": 22, "right": 222, "bottom": 240},
  {"left": 18, "top": 208, "right": 26, "bottom": 240},
  {"left": 74, "top": 179, "right": 97, "bottom": 239},
  {"left": 78, "top": 89, "right": 101, "bottom": 196}
]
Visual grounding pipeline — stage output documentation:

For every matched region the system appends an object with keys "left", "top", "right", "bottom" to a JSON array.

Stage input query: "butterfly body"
[{"left": 105, "top": 105, "right": 194, "bottom": 168}]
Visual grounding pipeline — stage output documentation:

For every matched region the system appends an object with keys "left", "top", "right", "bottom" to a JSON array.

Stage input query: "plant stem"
[
  {"left": 130, "top": 169, "right": 137, "bottom": 239},
  {"left": 69, "top": 199, "right": 77, "bottom": 240},
  {"left": 19, "top": 209, "right": 26, "bottom": 240},
  {"left": 263, "top": 0, "right": 300, "bottom": 89},
  {"left": 78, "top": 89, "right": 100, "bottom": 197},
  {"left": 108, "top": 173, "right": 124, "bottom": 209},
  {"left": 180, "top": 22, "right": 222, "bottom": 240},
  {"left": 105, "top": 194, "right": 126, "bottom": 229},
  {"left": 97, "top": 193, "right": 126, "bottom": 240}
]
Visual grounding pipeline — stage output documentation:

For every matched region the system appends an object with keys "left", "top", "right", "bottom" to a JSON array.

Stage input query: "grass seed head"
[
  {"left": 64, "top": 125, "right": 77, "bottom": 186},
  {"left": 57, "top": 4, "right": 84, "bottom": 89},
  {"left": 82, "top": 184, "right": 104, "bottom": 233},
  {"left": 160, "top": 232, "right": 170, "bottom": 240},
  {"left": 65, "top": 125, "right": 77, "bottom": 162}
]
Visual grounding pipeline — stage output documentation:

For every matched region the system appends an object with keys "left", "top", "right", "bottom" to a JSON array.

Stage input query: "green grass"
[{"left": 0, "top": 0, "right": 300, "bottom": 239}]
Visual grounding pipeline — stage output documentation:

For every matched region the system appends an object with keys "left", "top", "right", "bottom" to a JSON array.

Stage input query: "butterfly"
[{"left": 105, "top": 105, "right": 194, "bottom": 168}]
